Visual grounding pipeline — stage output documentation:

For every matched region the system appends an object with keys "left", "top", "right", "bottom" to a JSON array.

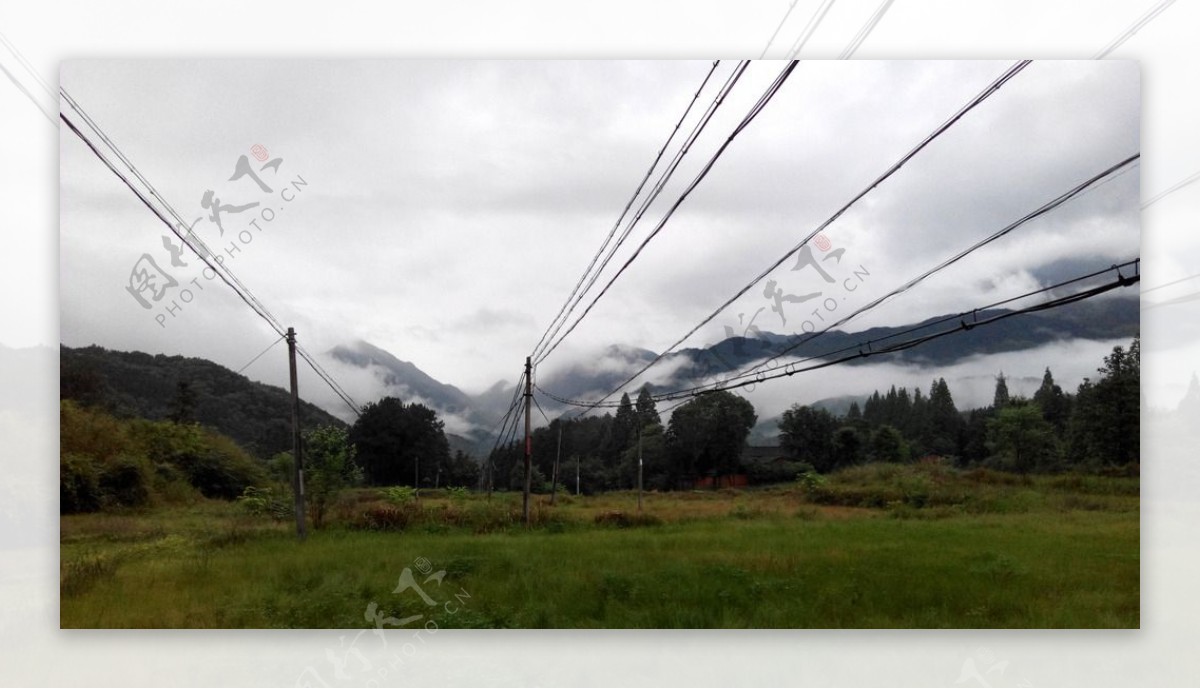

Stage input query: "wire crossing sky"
[{"left": 60, "top": 59, "right": 1139, "bottom": 423}]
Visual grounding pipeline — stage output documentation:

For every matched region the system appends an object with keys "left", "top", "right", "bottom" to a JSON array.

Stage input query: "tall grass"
[{"left": 60, "top": 468, "right": 1139, "bottom": 629}]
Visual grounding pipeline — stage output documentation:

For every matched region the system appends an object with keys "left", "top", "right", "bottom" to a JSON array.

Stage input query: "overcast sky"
[{"left": 59, "top": 59, "right": 1140, "bottom": 417}]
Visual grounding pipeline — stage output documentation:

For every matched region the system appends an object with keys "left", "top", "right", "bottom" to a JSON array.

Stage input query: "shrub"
[
  {"left": 379, "top": 486, "right": 418, "bottom": 506},
  {"left": 593, "top": 510, "right": 662, "bottom": 528},
  {"left": 353, "top": 505, "right": 417, "bottom": 531},
  {"left": 98, "top": 455, "right": 153, "bottom": 508},
  {"left": 61, "top": 453, "right": 102, "bottom": 514},
  {"left": 236, "top": 486, "right": 291, "bottom": 521},
  {"left": 745, "top": 459, "right": 814, "bottom": 485}
]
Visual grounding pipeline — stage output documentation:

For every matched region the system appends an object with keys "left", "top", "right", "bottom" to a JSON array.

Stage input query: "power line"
[
  {"left": 62, "top": 93, "right": 362, "bottom": 422},
  {"left": 236, "top": 334, "right": 286, "bottom": 374},
  {"left": 1142, "top": 167, "right": 1200, "bottom": 209},
  {"left": 529, "top": 60, "right": 722, "bottom": 362},
  {"left": 760, "top": 0, "right": 802, "bottom": 58},
  {"left": 716, "top": 152, "right": 1140, "bottom": 385},
  {"left": 701, "top": 271, "right": 1137, "bottom": 395},
  {"left": 838, "top": 0, "right": 894, "bottom": 59},
  {"left": 532, "top": 392, "right": 554, "bottom": 426},
  {"left": 784, "top": 0, "right": 838, "bottom": 60},
  {"left": 659, "top": 259, "right": 1141, "bottom": 399},
  {"left": 1093, "top": 0, "right": 1176, "bottom": 59},
  {"left": 566, "top": 60, "right": 1032, "bottom": 413},
  {"left": 0, "top": 30, "right": 56, "bottom": 125},
  {"left": 533, "top": 60, "right": 749, "bottom": 364},
  {"left": 1142, "top": 270, "right": 1200, "bottom": 295},
  {"left": 61, "top": 87, "right": 288, "bottom": 336},
  {"left": 295, "top": 344, "right": 361, "bottom": 416},
  {"left": 542, "top": 261, "right": 1138, "bottom": 408},
  {"left": 60, "top": 111, "right": 286, "bottom": 339},
  {"left": 537, "top": 60, "right": 798, "bottom": 367}
]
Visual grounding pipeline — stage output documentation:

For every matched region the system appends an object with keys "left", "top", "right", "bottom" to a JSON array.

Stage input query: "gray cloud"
[{"left": 60, "top": 59, "right": 1139, "bottom": 413}]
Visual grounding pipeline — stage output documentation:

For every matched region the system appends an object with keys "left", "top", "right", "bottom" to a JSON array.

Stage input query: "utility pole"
[
  {"left": 522, "top": 357, "right": 533, "bottom": 526},
  {"left": 637, "top": 423, "right": 644, "bottom": 513},
  {"left": 575, "top": 453, "right": 580, "bottom": 496},
  {"left": 414, "top": 455, "right": 419, "bottom": 498},
  {"left": 550, "top": 424, "right": 561, "bottom": 506},
  {"left": 286, "top": 327, "right": 307, "bottom": 541}
]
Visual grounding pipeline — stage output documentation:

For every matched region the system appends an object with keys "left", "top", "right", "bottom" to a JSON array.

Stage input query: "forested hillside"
[{"left": 60, "top": 345, "right": 345, "bottom": 459}]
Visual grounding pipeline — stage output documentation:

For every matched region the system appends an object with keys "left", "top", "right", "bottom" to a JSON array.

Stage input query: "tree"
[
  {"left": 666, "top": 391, "right": 757, "bottom": 488},
  {"left": 993, "top": 373, "right": 1011, "bottom": 409},
  {"left": 1066, "top": 337, "right": 1139, "bottom": 468},
  {"left": 1032, "top": 367, "right": 1071, "bottom": 433},
  {"left": 304, "top": 424, "right": 357, "bottom": 529},
  {"left": 168, "top": 380, "right": 196, "bottom": 424},
  {"left": 870, "top": 425, "right": 907, "bottom": 463},
  {"left": 349, "top": 397, "right": 450, "bottom": 486},
  {"left": 846, "top": 401, "right": 862, "bottom": 422},
  {"left": 987, "top": 401, "right": 1058, "bottom": 473},
  {"left": 926, "top": 378, "right": 962, "bottom": 456},
  {"left": 831, "top": 426, "right": 865, "bottom": 469},
  {"left": 778, "top": 405, "right": 837, "bottom": 472},
  {"left": 635, "top": 385, "right": 661, "bottom": 428}
]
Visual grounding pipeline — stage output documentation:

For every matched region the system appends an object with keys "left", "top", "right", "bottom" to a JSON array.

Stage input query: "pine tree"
[
  {"left": 608, "top": 394, "right": 637, "bottom": 466},
  {"left": 927, "top": 378, "right": 961, "bottom": 456},
  {"left": 993, "top": 373, "right": 1011, "bottom": 410},
  {"left": 635, "top": 384, "right": 661, "bottom": 429},
  {"left": 1032, "top": 367, "right": 1070, "bottom": 432}
]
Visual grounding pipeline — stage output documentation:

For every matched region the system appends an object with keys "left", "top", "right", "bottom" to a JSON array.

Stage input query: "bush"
[
  {"left": 745, "top": 459, "right": 814, "bottom": 485},
  {"left": 236, "top": 486, "right": 291, "bottom": 521},
  {"left": 352, "top": 505, "right": 418, "bottom": 531},
  {"left": 593, "top": 510, "right": 662, "bottom": 528},
  {"left": 98, "top": 455, "right": 153, "bottom": 508},
  {"left": 379, "top": 486, "right": 418, "bottom": 506},
  {"left": 61, "top": 453, "right": 102, "bottom": 514}
]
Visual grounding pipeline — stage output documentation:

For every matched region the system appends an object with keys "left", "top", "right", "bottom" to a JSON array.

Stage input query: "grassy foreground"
[{"left": 60, "top": 465, "right": 1139, "bottom": 628}]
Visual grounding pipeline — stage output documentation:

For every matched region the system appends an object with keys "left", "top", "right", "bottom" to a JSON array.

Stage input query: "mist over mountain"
[
  {"left": 329, "top": 340, "right": 473, "bottom": 413},
  {"left": 329, "top": 295, "right": 1139, "bottom": 438}
]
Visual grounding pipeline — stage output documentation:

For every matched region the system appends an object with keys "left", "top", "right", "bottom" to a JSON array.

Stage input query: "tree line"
[{"left": 779, "top": 337, "right": 1140, "bottom": 474}]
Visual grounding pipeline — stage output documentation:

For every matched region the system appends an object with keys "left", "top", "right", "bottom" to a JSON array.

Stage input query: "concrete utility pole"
[
  {"left": 575, "top": 453, "right": 580, "bottom": 496},
  {"left": 550, "top": 424, "right": 561, "bottom": 506},
  {"left": 522, "top": 357, "right": 533, "bottom": 526},
  {"left": 286, "top": 327, "right": 307, "bottom": 541},
  {"left": 414, "top": 455, "right": 419, "bottom": 498}
]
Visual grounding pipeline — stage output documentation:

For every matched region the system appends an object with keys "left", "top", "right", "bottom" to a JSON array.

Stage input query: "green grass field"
[{"left": 60, "top": 464, "right": 1139, "bottom": 628}]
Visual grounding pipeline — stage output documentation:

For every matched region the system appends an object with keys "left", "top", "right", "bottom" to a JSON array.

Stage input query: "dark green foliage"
[
  {"left": 59, "top": 345, "right": 345, "bottom": 459},
  {"left": 60, "top": 400, "right": 267, "bottom": 511},
  {"left": 666, "top": 391, "right": 757, "bottom": 487},
  {"left": 870, "top": 425, "right": 907, "bottom": 463},
  {"left": 778, "top": 405, "right": 837, "bottom": 471},
  {"left": 925, "top": 378, "right": 962, "bottom": 456},
  {"left": 1066, "top": 337, "right": 1140, "bottom": 468},
  {"left": 349, "top": 397, "right": 450, "bottom": 487},
  {"left": 987, "top": 401, "right": 1059, "bottom": 473},
  {"left": 168, "top": 380, "right": 197, "bottom": 424},
  {"left": 98, "top": 455, "right": 153, "bottom": 508},
  {"left": 993, "top": 374, "right": 1011, "bottom": 410},
  {"left": 831, "top": 426, "right": 866, "bottom": 469},
  {"left": 303, "top": 425, "right": 358, "bottom": 529},
  {"left": 60, "top": 453, "right": 101, "bottom": 514},
  {"left": 635, "top": 385, "right": 661, "bottom": 427},
  {"left": 1033, "top": 368, "right": 1071, "bottom": 432},
  {"left": 743, "top": 458, "right": 814, "bottom": 485}
]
